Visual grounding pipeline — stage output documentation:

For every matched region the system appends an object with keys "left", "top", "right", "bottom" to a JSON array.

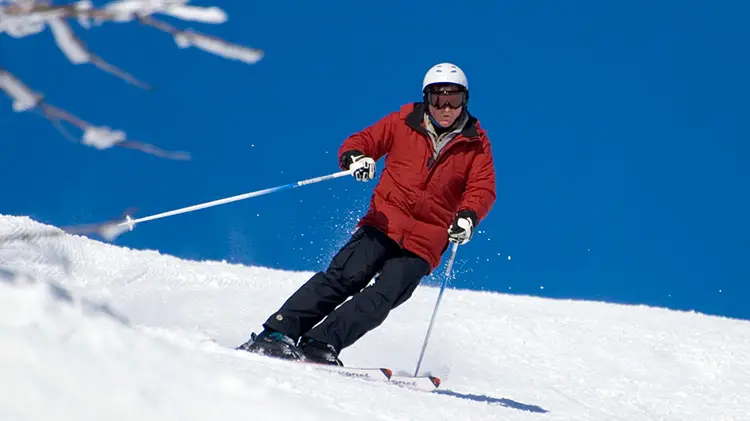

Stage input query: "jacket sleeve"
[
  {"left": 458, "top": 135, "right": 497, "bottom": 224},
  {"left": 338, "top": 111, "right": 398, "bottom": 170}
]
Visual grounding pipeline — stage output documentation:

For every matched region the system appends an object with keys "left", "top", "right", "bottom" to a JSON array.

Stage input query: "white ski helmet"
[{"left": 422, "top": 63, "right": 468, "bottom": 93}]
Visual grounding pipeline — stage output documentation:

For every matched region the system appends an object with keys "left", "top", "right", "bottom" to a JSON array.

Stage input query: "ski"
[
  {"left": 389, "top": 373, "right": 441, "bottom": 392},
  {"left": 310, "top": 364, "right": 441, "bottom": 392},
  {"left": 312, "top": 365, "right": 393, "bottom": 382},
  {"left": 234, "top": 343, "right": 441, "bottom": 392}
]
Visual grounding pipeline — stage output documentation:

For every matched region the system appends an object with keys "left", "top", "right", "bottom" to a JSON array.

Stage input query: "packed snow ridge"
[{"left": 0, "top": 214, "right": 748, "bottom": 421}]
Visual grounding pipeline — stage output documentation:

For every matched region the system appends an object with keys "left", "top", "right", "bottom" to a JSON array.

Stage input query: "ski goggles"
[{"left": 426, "top": 90, "right": 466, "bottom": 109}]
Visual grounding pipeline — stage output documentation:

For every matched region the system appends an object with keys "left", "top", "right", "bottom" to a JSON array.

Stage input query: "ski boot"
[
  {"left": 299, "top": 337, "right": 344, "bottom": 366},
  {"left": 236, "top": 329, "right": 303, "bottom": 361}
]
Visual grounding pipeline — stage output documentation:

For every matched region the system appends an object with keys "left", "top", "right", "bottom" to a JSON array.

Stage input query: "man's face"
[{"left": 426, "top": 84, "right": 465, "bottom": 128}]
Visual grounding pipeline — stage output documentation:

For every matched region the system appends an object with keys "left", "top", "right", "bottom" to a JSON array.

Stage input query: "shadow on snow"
[{"left": 435, "top": 389, "right": 548, "bottom": 413}]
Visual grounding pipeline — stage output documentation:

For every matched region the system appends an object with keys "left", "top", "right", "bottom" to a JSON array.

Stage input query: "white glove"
[
  {"left": 448, "top": 211, "right": 476, "bottom": 245},
  {"left": 348, "top": 154, "right": 376, "bottom": 182}
]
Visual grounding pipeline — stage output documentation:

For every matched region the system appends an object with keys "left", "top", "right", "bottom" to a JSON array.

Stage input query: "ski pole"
[
  {"left": 109, "top": 169, "right": 352, "bottom": 237},
  {"left": 414, "top": 241, "right": 459, "bottom": 376}
]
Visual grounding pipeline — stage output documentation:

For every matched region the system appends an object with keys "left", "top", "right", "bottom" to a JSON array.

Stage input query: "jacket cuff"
[{"left": 339, "top": 149, "right": 365, "bottom": 170}]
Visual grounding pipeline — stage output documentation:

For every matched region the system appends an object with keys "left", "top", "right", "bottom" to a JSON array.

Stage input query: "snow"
[
  {"left": 0, "top": 9, "right": 51, "bottom": 38},
  {"left": 0, "top": 1, "right": 90, "bottom": 38},
  {"left": 102, "top": 0, "right": 182, "bottom": 22},
  {"left": 48, "top": 18, "right": 90, "bottom": 64},
  {"left": 98, "top": 220, "right": 133, "bottom": 241},
  {"left": 0, "top": 214, "right": 748, "bottom": 420},
  {"left": 164, "top": 5, "right": 227, "bottom": 23},
  {"left": 0, "top": 70, "right": 41, "bottom": 111},
  {"left": 102, "top": 0, "right": 225, "bottom": 23},
  {"left": 173, "top": 30, "right": 264, "bottom": 64},
  {"left": 82, "top": 126, "right": 126, "bottom": 149}
]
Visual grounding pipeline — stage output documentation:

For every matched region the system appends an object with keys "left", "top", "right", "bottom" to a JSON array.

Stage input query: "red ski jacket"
[{"left": 338, "top": 102, "right": 497, "bottom": 271}]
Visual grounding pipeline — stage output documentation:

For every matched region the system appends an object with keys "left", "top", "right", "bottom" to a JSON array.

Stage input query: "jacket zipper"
[{"left": 421, "top": 136, "right": 478, "bottom": 189}]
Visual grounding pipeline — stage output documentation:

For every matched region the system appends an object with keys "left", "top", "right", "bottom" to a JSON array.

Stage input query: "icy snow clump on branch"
[
  {"left": 102, "top": 0, "right": 225, "bottom": 23},
  {"left": 48, "top": 18, "right": 89, "bottom": 63},
  {"left": 0, "top": 69, "right": 41, "bottom": 111},
  {"left": 174, "top": 30, "right": 263, "bottom": 64},
  {"left": 162, "top": 5, "right": 226, "bottom": 23},
  {"left": 83, "top": 126, "right": 126, "bottom": 149}
]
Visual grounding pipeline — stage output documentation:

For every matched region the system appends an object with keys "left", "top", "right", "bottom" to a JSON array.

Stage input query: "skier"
[{"left": 237, "top": 63, "right": 497, "bottom": 365}]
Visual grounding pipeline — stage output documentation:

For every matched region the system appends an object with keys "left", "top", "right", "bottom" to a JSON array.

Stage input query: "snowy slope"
[{"left": 0, "top": 215, "right": 748, "bottom": 421}]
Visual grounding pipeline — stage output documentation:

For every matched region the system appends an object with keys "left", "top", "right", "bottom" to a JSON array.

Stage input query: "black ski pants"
[{"left": 263, "top": 225, "right": 431, "bottom": 353}]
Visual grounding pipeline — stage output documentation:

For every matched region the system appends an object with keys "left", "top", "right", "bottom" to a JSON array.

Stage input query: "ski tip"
[
  {"left": 429, "top": 376, "right": 441, "bottom": 388},
  {"left": 380, "top": 368, "right": 393, "bottom": 379}
]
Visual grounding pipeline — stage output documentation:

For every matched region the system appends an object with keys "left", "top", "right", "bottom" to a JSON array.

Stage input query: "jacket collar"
[{"left": 406, "top": 102, "right": 480, "bottom": 140}]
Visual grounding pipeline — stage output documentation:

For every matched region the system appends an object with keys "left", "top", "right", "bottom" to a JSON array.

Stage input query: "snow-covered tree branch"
[
  {"left": 0, "top": 67, "right": 190, "bottom": 158},
  {"left": 1, "top": 0, "right": 264, "bottom": 159}
]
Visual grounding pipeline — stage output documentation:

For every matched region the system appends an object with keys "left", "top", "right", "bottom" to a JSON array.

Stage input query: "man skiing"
[{"left": 237, "top": 63, "right": 496, "bottom": 366}]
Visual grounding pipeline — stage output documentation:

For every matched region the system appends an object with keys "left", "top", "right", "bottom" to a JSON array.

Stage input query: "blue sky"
[{"left": 2, "top": 1, "right": 748, "bottom": 320}]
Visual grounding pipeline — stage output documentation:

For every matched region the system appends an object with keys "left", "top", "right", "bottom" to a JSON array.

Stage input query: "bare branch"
[
  {"left": 42, "top": 104, "right": 191, "bottom": 160},
  {"left": 1, "top": 68, "right": 189, "bottom": 160},
  {"left": 161, "top": 5, "right": 226, "bottom": 23},
  {"left": 4, "top": 2, "right": 103, "bottom": 25},
  {"left": 3, "top": 1, "right": 263, "bottom": 159},
  {"left": 44, "top": 105, "right": 190, "bottom": 159},
  {"left": 140, "top": 16, "right": 264, "bottom": 64},
  {"left": 3, "top": 1, "right": 264, "bottom": 64},
  {"left": 0, "top": 68, "right": 43, "bottom": 111},
  {"left": 118, "top": 140, "right": 191, "bottom": 160},
  {"left": 48, "top": 17, "right": 153, "bottom": 90},
  {"left": 88, "top": 56, "right": 153, "bottom": 90},
  {"left": 1, "top": 3, "right": 69, "bottom": 37},
  {"left": 175, "top": 29, "right": 264, "bottom": 64},
  {"left": 39, "top": 101, "right": 90, "bottom": 129},
  {"left": 47, "top": 18, "right": 89, "bottom": 63},
  {"left": 46, "top": 106, "right": 191, "bottom": 159}
]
